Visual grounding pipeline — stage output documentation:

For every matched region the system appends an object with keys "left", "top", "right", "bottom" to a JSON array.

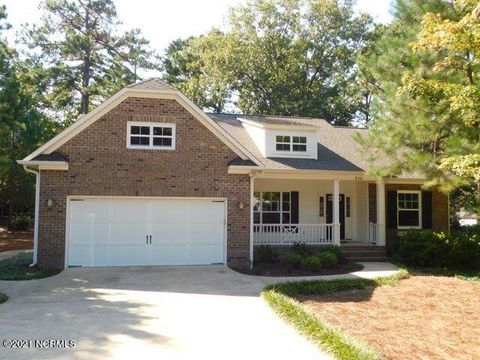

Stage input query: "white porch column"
[
  {"left": 376, "top": 179, "right": 386, "bottom": 246},
  {"left": 249, "top": 174, "right": 255, "bottom": 268},
  {"left": 333, "top": 179, "right": 341, "bottom": 246}
]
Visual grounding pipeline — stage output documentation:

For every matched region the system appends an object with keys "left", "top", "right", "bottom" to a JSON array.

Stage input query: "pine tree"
[{"left": 22, "top": 0, "right": 160, "bottom": 121}]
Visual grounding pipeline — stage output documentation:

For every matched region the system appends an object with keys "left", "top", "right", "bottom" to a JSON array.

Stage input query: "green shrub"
[
  {"left": 303, "top": 256, "right": 323, "bottom": 272},
  {"left": 317, "top": 251, "right": 338, "bottom": 267},
  {"left": 291, "top": 242, "right": 313, "bottom": 256},
  {"left": 283, "top": 253, "right": 302, "bottom": 272},
  {"left": 0, "top": 293, "right": 8, "bottom": 304},
  {"left": 395, "top": 230, "right": 480, "bottom": 269},
  {"left": 317, "top": 245, "right": 342, "bottom": 261},
  {"left": 8, "top": 214, "right": 33, "bottom": 231},
  {"left": 454, "top": 225, "right": 480, "bottom": 237},
  {"left": 255, "top": 245, "right": 278, "bottom": 263}
]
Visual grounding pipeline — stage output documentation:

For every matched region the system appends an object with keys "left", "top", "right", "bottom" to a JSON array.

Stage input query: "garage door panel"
[
  {"left": 110, "top": 201, "right": 147, "bottom": 221},
  {"left": 150, "top": 223, "right": 188, "bottom": 244},
  {"left": 110, "top": 222, "right": 147, "bottom": 245},
  {"left": 69, "top": 222, "right": 110, "bottom": 246},
  {"left": 188, "top": 245, "right": 223, "bottom": 264},
  {"left": 69, "top": 246, "right": 91, "bottom": 266},
  {"left": 68, "top": 198, "right": 225, "bottom": 267},
  {"left": 148, "top": 245, "right": 189, "bottom": 265},
  {"left": 149, "top": 201, "right": 188, "bottom": 222},
  {"left": 110, "top": 245, "right": 146, "bottom": 266},
  {"left": 189, "top": 223, "right": 224, "bottom": 245},
  {"left": 70, "top": 200, "right": 110, "bottom": 222},
  {"left": 189, "top": 201, "right": 224, "bottom": 222}
]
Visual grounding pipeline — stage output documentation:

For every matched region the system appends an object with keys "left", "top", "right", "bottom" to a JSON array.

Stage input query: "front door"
[{"left": 326, "top": 194, "right": 345, "bottom": 240}]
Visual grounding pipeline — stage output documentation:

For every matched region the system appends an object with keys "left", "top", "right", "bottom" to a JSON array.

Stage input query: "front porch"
[{"left": 250, "top": 177, "right": 386, "bottom": 248}]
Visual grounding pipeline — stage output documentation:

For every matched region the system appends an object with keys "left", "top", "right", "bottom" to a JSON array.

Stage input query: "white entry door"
[{"left": 67, "top": 197, "right": 226, "bottom": 267}]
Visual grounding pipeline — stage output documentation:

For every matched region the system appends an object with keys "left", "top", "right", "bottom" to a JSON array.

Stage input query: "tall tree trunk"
[{"left": 81, "top": 8, "right": 91, "bottom": 114}]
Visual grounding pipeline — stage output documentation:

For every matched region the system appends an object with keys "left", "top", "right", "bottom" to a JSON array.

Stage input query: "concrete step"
[{"left": 341, "top": 245, "right": 387, "bottom": 261}]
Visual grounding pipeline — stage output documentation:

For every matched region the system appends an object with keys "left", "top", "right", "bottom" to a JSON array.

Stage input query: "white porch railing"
[
  {"left": 369, "top": 222, "right": 377, "bottom": 244},
  {"left": 253, "top": 224, "right": 334, "bottom": 245}
]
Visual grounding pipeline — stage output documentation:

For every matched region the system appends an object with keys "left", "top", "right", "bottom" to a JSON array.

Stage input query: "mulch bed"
[
  {"left": 236, "top": 261, "right": 363, "bottom": 276},
  {"left": 0, "top": 227, "right": 33, "bottom": 252},
  {"left": 297, "top": 275, "right": 480, "bottom": 360}
]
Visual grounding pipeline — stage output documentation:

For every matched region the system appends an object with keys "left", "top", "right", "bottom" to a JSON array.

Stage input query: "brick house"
[{"left": 18, "top": 79, "right": 449, "bottom": 269}]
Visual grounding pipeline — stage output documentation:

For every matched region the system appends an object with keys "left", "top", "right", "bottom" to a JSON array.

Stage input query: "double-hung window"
[
  {"left": 253, "top": 192, "right": 291, "bottom": 224},
  {"left": 275, "top": 136, "right": 307, "bottom": 152},
  {"left": 397, "top": 190, "right": 422, "bottom": 229},
  {"left": 127, "top": 122, "right": 175, "bottom": 150}
]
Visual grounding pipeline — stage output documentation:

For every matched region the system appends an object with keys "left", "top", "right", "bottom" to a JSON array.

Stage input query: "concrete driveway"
[
  {"left": 0, "top": 263, "right": 399, "bottom": 360},
  {"left": 0, "top": 265, "right": 333, "bottom": 360}
]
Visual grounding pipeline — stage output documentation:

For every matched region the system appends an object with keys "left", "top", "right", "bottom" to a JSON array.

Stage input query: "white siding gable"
[
  {"left": 265, "top": 129, "right": 318, "bottom": 159},
  {"left": 243, "top": 122, "right": 267, "bottom": 157}
]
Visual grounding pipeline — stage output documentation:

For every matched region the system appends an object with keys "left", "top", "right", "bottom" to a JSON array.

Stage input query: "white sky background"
[{"left": 2, "top": 0, "right": 393, "bottom": 78}]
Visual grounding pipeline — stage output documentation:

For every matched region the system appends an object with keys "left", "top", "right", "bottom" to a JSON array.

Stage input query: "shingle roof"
[
  {"left": 208, "top": 113, "right": 379, "bottom": 172},
  {"left": 127, "top": 78, "right": 174, "bottom": 91},
  {"left": 32, "top": 151, "right": 69, "bottom": 162}
]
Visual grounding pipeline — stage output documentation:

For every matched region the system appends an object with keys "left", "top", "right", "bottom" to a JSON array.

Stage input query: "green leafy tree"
[
  {"left": 163, "top": 0, "right": 374, "bottom": 124},
  {"left": 357, "top": 0, "right": 480, "bottom": 213},
  {"left": 22, "top": 0, "right": 160, "bottom": 121},
  {"left": 162, "top": 35, "right": 230, "bottom": 113},
  {"left": 0, "top": 6, "right": 58, "bottom": 225}
]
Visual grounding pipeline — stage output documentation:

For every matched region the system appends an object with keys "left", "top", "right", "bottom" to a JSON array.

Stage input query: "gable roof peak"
[{"left": 127, "top": 78, "right": 174, "bottom": 92}]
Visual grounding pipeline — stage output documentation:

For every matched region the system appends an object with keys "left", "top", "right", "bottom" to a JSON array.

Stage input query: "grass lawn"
[
  {"left": 0, "top": 252, "right": 61, "bottom": 281},
  {"left": 263, "top": 270, "right": 480, "bottom": 360}
]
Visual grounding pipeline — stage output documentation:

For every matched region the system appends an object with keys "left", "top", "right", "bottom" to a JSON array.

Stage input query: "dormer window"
[
  {"left": 276, "top": 135, "right": 307, "bottom": 152},
  {"left": 127, "top": 122, "right": 176, "bottom": 150}
]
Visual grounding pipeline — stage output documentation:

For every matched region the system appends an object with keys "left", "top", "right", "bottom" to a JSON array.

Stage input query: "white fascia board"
[
  {"left": 17, "top": 160, "right": 68, "bottom": 170},
  {"left": 22, "top": 88, "right": 262, "bottom": 166}
]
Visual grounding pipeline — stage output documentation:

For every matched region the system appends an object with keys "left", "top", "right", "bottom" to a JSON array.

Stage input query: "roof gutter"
[
  {"left": 22, "top": 166, "right": 40, "bottom": 267},
  {"left": 228, "top": 166, "right": 427, "bottom": 182}
]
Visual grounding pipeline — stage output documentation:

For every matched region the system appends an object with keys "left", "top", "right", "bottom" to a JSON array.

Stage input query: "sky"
[{"left": 2, "top": 0, "right": 393, "bottom": 56}]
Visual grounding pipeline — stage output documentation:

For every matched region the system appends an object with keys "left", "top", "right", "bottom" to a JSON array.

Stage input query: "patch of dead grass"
[
  {"left": 0, "top": 227, "right": 33, "bottom": 252},
  {"left": 298, "top": 275, "right": 480, "bottom": 360}
]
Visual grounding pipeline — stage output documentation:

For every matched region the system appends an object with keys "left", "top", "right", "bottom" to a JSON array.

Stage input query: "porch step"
[{"left": 342, "top": 245, "right": 388, "bottom": 261}]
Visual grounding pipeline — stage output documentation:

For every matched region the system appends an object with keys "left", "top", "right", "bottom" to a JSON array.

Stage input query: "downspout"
[{"left": 23, "top": 165, "right": 40, "bottom": 267}]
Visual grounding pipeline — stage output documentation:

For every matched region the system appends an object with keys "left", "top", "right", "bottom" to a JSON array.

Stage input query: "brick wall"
[
  {"left": 38, "top": 97, "right": 251, "bottom": 269},
  {"left": 368, "top": 183, "right": 449, "bottom": 250}
]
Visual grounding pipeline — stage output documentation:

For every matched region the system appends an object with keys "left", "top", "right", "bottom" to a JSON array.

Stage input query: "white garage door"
[{"left": 67, "top": 198, "right": 226, "bottom": 267}]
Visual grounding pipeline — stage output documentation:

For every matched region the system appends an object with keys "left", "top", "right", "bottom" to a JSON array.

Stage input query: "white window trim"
[
  {"left": 126, "top": 121, "right": 176, "bottom": 150},
  {"left": 275, "top": 135, "right": 307, "bottom": 153},
  {"left": 253, "top": 191, "right": 291, "bottom": 225},
  {"left": 397, "top": 190, "right": 422, "bottom": 229}
]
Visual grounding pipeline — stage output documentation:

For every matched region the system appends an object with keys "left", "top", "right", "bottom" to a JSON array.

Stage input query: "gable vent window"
[
  {"left": 127, "top": 122, "right": 175, "bottom": 150},
  {"left": 276, "top": 135, "right": 307, "bottom": 152}
]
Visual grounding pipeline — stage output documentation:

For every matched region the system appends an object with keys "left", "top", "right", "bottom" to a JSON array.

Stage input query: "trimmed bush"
[
  {"left": 283, "top": 253, "right": 302, "bottom": 272},
  {"left": 395, "top": 230, "right": 480, "bottom": 269},
  {"left": 303, "top": 256, "right": 323, "bottom": 272},
  {"left": 291, "top": 242, "right": 313, "bottom": 256},
  {"left": 317, "top": 251, "right": 338, "bottom": 267},
  {"left": 8, "top": 214, "right": 33, "bottom": 231},
  {"left": 318, "top": 245, "right": 342, "bottom": 261},
  {"left": 255, "top": 245, "right": 278, "bottom": 263}
]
